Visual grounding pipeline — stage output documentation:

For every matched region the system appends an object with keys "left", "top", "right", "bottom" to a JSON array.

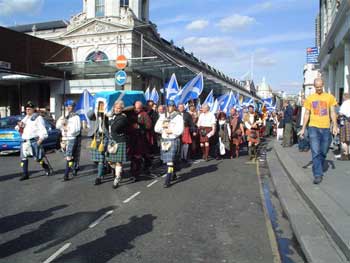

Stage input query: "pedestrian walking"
[
  {"left": 128, "top": 101, "right": 153, "bottom": 182},
  {"left": 282, "top": 101, "right": 294, "bottom": 147},
  {"left": 56, "top": 100, "right": 82, "bottom": 181},
  {"left": 178, "top": 103, "right": 195, "bottom": 162},
  {"left": 244, "top": 105, "right": 262, "bottom": 161},
  {"left": 188, "top": 103, "right": 199, "bottom": 157},
  {"left": 295, "top": 98, "right": 310, "bottom": 152},
  {"left": 154, "top": 100, "right": 184, "bottom": 187},
  {"left": 197, "top": 104, "right": 216, "bottom": 161},
  {"left": 228, "top": 107, "right": 245, "bottom": 158},
  {"left": 215, "top": 112, "right": 230, "bottom": 160},
  {"left": 16, "top": 101, "right": 52, "bottom": 181},
  {"left": 338, "top": 93, "right": 350, "bottom": 160},
  {"left": 298, "top": 78, "right": 338, "bottom": 184},
  {"left": 106, "top": 101, "right": 128, "bottom": 188}
]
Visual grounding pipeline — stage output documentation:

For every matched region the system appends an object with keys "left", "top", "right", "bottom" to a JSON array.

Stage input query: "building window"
[
  {"left": 120, "top": 0, "right": 129, "bottom": 7},
  {"left": 86, "top": 51, "right": 109, "bottom": 63},
  {"left": 96, "top": 0, "right": 105, "bottom": 17}
]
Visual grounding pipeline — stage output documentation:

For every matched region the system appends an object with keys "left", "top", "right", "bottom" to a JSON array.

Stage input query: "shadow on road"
[
  {"left": 172, "top": 163, "right": 219, "bottom": 186},
  {"left": 53, "top": 214, "right": 157, "bottom": 263},
  {"left": 0, "top": 206, "right": 117, "bottom": 259},
  {"left": 0, "top": 205, "right": 68, "bottom": 234}
]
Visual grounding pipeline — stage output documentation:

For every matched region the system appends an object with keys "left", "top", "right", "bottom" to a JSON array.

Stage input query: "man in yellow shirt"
[{"left": 298, "top": 78, "right": 338, "bottom": 184}]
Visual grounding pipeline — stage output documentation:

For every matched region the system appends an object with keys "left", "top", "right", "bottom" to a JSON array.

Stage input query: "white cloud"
[
  {"left": 0, "top": 0, "right": 44, "bottom": 16},
  {"left": 157, "top": 15, "right": 191, "bottom": 26},
  {"left": 186, "top": 20, "right": 209, "bottom": 31},
  {"left": 279, "top": 81, "right": 302, "bottom": 88},
  {"left": 216, "top": 14, "right": 256, "bottom": 31}
]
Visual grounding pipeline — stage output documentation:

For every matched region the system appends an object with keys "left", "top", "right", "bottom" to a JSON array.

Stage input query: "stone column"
[
  {"left": 328, "top": 63, "right": 335, "bottom": 96},
  {"left": 344, "top": 41, "right": 350, "bottom": 94}
]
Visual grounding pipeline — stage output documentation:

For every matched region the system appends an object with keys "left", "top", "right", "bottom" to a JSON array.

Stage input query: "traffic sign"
[
  {"left": 115, "top": 55, "right": 128, "bottom": 69},
  {"left": 115, "top": 70, "right": 127, "bottom": 86}
]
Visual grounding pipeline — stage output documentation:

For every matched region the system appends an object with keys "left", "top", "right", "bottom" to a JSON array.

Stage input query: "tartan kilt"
[
  {"left": 199, "top": 127, "right": 212, "bottom": 143},
  {"left": 340, "top": 119, "right": 350, "bottom": 143},
  {"left": 106, "top": 141, "right": 127, "bottom": 163},
  {"left": 161, "top": 138, "right": 180, "bottom": 163},
  {"left": 90, "top": 148, "right": 105, "bottom": 162},
  {"left": 246, "top": 129, "right": 260, "bottom": 144}
]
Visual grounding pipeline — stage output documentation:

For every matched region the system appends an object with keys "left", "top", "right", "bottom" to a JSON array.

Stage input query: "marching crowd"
[
  {"left": 15, "top": 98, "right": 275, "bottom": 188},
  {"left": 15, "top": 77, "right": 350, "bottom": 187}
]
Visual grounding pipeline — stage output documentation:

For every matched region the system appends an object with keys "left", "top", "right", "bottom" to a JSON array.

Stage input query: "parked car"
[{"left": 0, "top": 115, "right": 61, "bottom": 154}]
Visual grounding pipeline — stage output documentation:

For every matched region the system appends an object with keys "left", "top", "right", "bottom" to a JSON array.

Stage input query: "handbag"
[
  {"left": 22, "top": 141, "right": 33, "bottom": 158},
  {"left": 161, "top": 141, "right": 172, "bottom": 151},
  {"left": 107, "top": 141, "right": 118, "bottom": 154},
  {"left": 219, "top": 138, "right": 226, "bottom": 155},
  {"left": 200, "top": 128, "right": 207, "bottom": 137}
]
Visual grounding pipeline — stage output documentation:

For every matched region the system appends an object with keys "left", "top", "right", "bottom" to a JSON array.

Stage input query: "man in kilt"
[
  {"left": 16, "top": 101, "right": 52, "bottom": 181},
  {"left": 89, "top": 103, "right": 109, "bottom": 186},
  {"left": 56, "top": 100, "right": 81, "bottom": 181},
  {"left": 244, "top": 105, "right": 262, "bottom": 161},
  {"left": 155, "top": 100, "right": 184, "bottom": 188},
  {"left": 106, "top": 101, "right": 128, "bottom": 188},
  {"left": 228, "top": 107, "right": 245, "bottom": 158}
]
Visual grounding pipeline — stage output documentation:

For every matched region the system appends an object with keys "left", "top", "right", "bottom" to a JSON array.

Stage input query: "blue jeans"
[{"left": 308, "top": 127, "right": 331, "bottom": 178}]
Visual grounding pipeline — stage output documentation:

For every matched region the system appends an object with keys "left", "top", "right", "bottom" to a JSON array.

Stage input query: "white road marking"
[
  {"left": 43, "top": 243, "right": 71, "bottom": 263},
  {"left": 88, "top": 210, "right": 114, "bottom": 228},
  {"left": 162, "top": 174, "right": 167, "bottom": 178},
  {"left": 147, "top": 180, "right": 158, "bottom": 188},
  {"left": 193, "top": 160, "right": 202, "bottom": 164},
  {"left": 123, "top": 191, "right": 141, "bottom": 203}
]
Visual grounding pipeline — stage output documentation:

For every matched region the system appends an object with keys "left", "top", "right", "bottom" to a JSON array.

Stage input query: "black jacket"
[
  {"left": 110, "top": 113, "right": 128, "bottom": 143},
  {"left": 182, "top": 112, "right": 196, "bottom": 133}
]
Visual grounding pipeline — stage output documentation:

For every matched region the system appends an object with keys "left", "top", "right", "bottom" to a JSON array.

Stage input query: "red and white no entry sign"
[{"left": 115, "top": 55, "right": 128, "bottom": 69}]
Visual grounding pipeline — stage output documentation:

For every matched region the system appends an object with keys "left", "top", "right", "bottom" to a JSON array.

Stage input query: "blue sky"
[{"left": 0, "top": 0, "right": 319, "bottom": 94}]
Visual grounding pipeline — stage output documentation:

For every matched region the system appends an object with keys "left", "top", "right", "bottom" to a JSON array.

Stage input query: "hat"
[
  {"left": 25, "top": 101, "right": 35, "bottom": 109},
  {"left": 64, "top": 99, "right": 76, "bottom": 107},
  {"left": 167, "top": 100, "right": 176, "bottom": 107}
]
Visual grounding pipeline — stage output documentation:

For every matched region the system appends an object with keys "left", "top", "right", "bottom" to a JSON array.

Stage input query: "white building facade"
[
  {"left": 256, "top": 77, "right": 273, "bottom": 99},
  {"left": 318, "top": 0, "right": 350, "bottom": 103},
  {"left": 303, "top": 64, "right": 321, "bottom": 97}
]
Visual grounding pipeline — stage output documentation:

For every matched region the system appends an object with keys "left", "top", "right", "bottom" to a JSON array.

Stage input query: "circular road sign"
[
  {"left": 115, "top": 55, "right": 128, "bottom": 69},
  {"left": 115, "top": 70, "right": 127, "bottom": 86}
]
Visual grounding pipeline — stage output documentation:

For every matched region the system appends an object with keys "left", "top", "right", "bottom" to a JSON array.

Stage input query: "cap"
[
  {"left": 64, "top": 99, "right": 76, "bottom": 107},
  {"left": 25, "top": 101, "right": 35, "bottom": 109},
  {"left": 167, "top": 100, "right": 176, "bottom": 107}
]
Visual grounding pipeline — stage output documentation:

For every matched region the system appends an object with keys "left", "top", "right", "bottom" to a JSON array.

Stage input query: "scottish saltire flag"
[
  {"left": 210, "top": 99, "right": 219, "bottom": 113},
  {"left": 144, "top": 87, "right": 151, "bottom": 101},
  {"left": 217, "top": 93, "right": 231, "bottom": 112},
  {"left": 75, "top": 89, "right": 95, "bottom": 136},
  {"left": 150, "top": 88, "right": 159, "bottom": 104},
  {"left": 242, "top": 97, "right": 255, "bottom": 107},
  {"left": 175, "top": 72, "right": 204, "bottom": 105},
  {"left": 203, "top": 90, "right": 214, "bottom": 110},
  {"left": 165, "top": 73, "right": 179, "bottom": 103},
  {"left": 262, "top": 98, "right": 273, "bottom": 107},
  {"left": 221, "top": 91, "right": 235, "bottom": 115}
]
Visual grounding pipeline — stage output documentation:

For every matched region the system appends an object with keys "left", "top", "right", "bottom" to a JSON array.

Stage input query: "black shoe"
[
  {"left": 94, "top": 178, "right": 102, "bottom": 185},
  {"left": 20, "top": 175, "right": 29, "bottom": 181},
  {"left": 313, "top": 177, "right": 323, "bottom": 184},
  {"left": 72, "top": 170, "right": 78, "bottom": 177},
  {"left": 63, "top": 174, "right": 69, "bottom": 181},
  {"left": 172, "top": 173, "right": 177, "bottom": 181}
]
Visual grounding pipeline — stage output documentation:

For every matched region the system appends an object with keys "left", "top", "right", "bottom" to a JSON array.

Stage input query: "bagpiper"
[
  {"left": 155, "top": 100, "right": 184, "bottom": 187},
  {"left": 56, "top": 99, "right": 81, "bottom": 181},
  {"left": 16, "top": 101, "right": 52, "bottom": 181},
  {"left": 106, "top": 101, "right": 128, "bottom": 189}
]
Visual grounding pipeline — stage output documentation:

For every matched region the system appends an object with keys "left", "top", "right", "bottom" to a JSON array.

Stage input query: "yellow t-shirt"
[{"left": 304, "top": 92, "right": 337, "bottom": 128}]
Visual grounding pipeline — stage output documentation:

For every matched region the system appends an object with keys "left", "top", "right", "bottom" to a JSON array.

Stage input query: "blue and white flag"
[
  {"left": 175, "top": 72, "right": 204, "bottom": 105},
  {"left": 203, "top": 90, "right": 214, "bottom": 110},
  {"left": 144, "top": 87, "right": 151, "bottom": 101},
  {"left": 217, "top": 93, "right": 231, "bottom": 112},
  {"left": 75, "top": 89, "right": 95, "bottom": 136},
  {"left": 242, "top": 97, "right": 254, "bottom": 107},
  {"left": 222, "top": 91, "right": 235, "bottom": 115},
  {"left": 150, "top": 88, "right": 159, "bottom": 104},
  {"left": 165, "top": 73, "right": 179, "bottom": 103},
  {"left": 210, "top": 99, "right": 219, "bottom": 114},
  {"left": 262, "top": 97, "right": 273, "bottom": 107}
]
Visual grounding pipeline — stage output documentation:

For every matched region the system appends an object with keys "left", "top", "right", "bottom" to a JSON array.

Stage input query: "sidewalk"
[{"left": 270, "top": 140, "right": 350, "bottom": 262}]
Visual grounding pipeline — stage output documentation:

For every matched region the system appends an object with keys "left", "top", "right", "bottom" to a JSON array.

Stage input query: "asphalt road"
[{"left": 0, "top": 144, "right": 276, "bottom": 263}]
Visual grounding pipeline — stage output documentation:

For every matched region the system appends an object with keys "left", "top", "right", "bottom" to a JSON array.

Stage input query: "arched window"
[
  {"left": 86, "top": 51, "right": 109, "bottom": 63},
  {"left": 96, "top": 0, "right": 105, "bottom": 17},
  {"left": 120, "top": 0, "right": 129, "bottom": 7}
]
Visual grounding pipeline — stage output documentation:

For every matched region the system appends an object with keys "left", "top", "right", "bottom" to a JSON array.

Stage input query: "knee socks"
[{"left": 21, "top": 159, "right": 28, "bottom": 176}]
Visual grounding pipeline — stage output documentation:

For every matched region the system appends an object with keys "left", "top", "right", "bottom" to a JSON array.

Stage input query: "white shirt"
[
  {"left": 17, "top": 114, "right": 48, "bottom": 141},
  {"left": 339, "top": 100, "right": 350, "bottom": 118},
  {"left": 197, "top": 112, "right": 216, "bottom": 128},
  {"left": 56, "top": 113, "right": 81, "bottom": 140},
  {"left": 245, "top": 113, "right": 261, "bottom": 130},
  {"left": 155, "top": 113, "right": 184, "bottom": 139}
]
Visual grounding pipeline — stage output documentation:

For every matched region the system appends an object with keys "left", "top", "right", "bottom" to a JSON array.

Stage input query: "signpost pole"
[{"left": 63, "top": 71, "right": 66, "bottom": 117}]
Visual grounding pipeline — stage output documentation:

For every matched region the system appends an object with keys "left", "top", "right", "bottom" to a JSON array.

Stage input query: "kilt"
[
  {"left": 182, "top": 127, "right": 192, "bottom": 144},
  {"left": 231, "top": 130, "right": 243, "bottom": 146},
  {"left": 106, "top": 141, "right": 127, "bottom": 163},
  {"left": 246, "top": 129, "right": 260, "bottom": 144},
  {"left": 161, "top": 138, "right": 180, "bottom": 163},
  {"left": 65, "top": 136, "right": 81, "bottom": 160},
  {"left": 199, "top": 127, "right": 212, "bottom": 143},
  {"left": 340, "top": 119, "right": 350, "bottom": 143},
  {"left": 90, "top": 148, "right": 105, "bottom": 162}
]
